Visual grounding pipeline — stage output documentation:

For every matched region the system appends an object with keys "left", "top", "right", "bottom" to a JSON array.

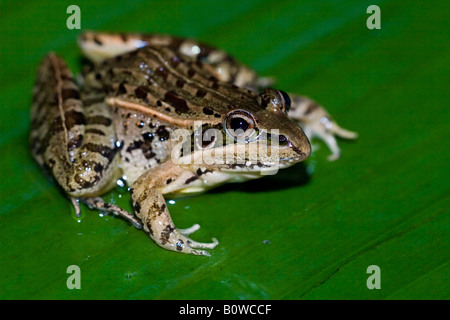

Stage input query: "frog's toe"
[
  {"left": 329, "top": 120, "right": 358, "bottom": 140},
  {"left": 175, "top": 236, "right": 219, "bottom": 256},
  {"left": 187, "top": 237, "right": 219, "bottom": 250},
  {"left": 179, "top": 223, "right": 201, "bottom": 236}
]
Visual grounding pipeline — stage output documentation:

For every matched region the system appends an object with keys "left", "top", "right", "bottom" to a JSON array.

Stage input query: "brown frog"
[{"left": 30, "top": 31, "right": 356, "bottom": 256}]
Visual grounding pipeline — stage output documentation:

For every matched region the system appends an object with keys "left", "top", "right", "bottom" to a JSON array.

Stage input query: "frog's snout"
[{"left": 281, "top": 122, "right": 311, "bottom": 161}]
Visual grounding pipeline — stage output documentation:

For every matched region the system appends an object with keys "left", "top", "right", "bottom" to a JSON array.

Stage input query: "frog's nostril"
[{"left": 279, "top": 135, "right": 288, "bottom": 144}]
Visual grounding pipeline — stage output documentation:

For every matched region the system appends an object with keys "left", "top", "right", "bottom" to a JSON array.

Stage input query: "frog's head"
[
  {"left": 176, "top": 88, "right": 310, "bottom": 173},
  {"left": 225, "top": 88, "right": 310, "bottom": 169}
]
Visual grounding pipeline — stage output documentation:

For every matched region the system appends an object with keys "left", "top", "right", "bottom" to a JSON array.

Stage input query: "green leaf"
[{"left": 0, "top": 0, "right": 448, "bottom": 299}]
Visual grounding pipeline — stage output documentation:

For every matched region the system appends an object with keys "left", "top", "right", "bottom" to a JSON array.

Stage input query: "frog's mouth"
[{"left": 172, "top": 136, "right": 310, "bottom": 174}]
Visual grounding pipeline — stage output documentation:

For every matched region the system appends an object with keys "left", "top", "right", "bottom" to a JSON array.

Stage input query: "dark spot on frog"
[
  {"left": 142, "top": 132, "right": 154, "bottom": 142},
  {"left": 61, "top": 88, "right": 80, "bottom": 101},
  {"left": 166, "top": 178, "right": 172, "bottom": 184},
  {"left": 196, "top": 89, "right": 207, "bottom": 98},
  {"left": 304, "top": 102, "right": 319, "bottom": 115},
  {"left": 118, "top": 82, "right": 127, "bottom": 95},
  {"left": 83, "top": 143, "right": 117, "bottom": 162},
  {"left": 64, "top": 110, "right": 86, "bottom": 130},
  {"left": 156, "top": 100, "right": 162, "bottom": 107},
  {"left": 126, "top": 136, "right": 156, "bottom": 160},
  {"left": 93, "top": 36, "right": 103, "bottom": 46},
  {"left": 185, "top": 175, "right": 199, "bottom": 184},
  {"left": 136, "top": 120, "right": 145, "bottom": 128},
  {"left": 85, "top": 128, "right": 106, "bottom": 136},
  {"left": 119, "top": 33, "right": 128, "bottom": 42},
  {"left": 156, "top": 125, "right": 170, "bottom": 141},
  {"left": 103, "top": 202, "right": 112, "bottom": 209},
  {"left": 160, "top": 225, "right": 175, "bottom": 245},
  {"left": 161, "top": 204, "right": 166, "bottom": 212},
  {"left": 196, "top": 168, "right": 212, "bottom": 176},
  {"left": 176, "top": 79, "right": 185, "bottom": 88},
  {"left": 201, "top": 134, "right": 215, "bottom": 148},
  {"left": 187, "top": 68, "right": 195, "bottom": 78},
  {"left": 134, "top": 201, "right": 141, "bottom": 213},
  {"left": 214, "top": 113, "right": 221, "bottom": 118},
  {"left": 75, "top": 173, "right": 101, "bottom": 189},
  {"left": 176, "top": 239, "right": 184, "bottom": 251},
  {"left": 93, "top": 163, "right": 104, "bottom": 173},
  {"left": 163, "top": 91, "right": 189, "bottom": 113},
  {"left": 134, "top": 86, "right": 150, "bottom": 103},
  {"left": 202, "top": 107, "right": 214, "bottom": 115},
  {"left": 86, "top": 115, "right": 112, "bottom": 127}
]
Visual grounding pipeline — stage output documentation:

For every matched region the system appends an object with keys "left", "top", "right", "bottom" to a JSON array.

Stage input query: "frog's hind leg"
[
  {"left": 31, "top": 53, "right": 120, "bottom": 206},
  {"left": 287, "top": 94, "right": 358, "bottom": 161},
  {"left": 78, "top": 31, "right": 151, "bottom": 63},
  {"left": 78, "top": 31, "right": 271, "bottom": 91}
]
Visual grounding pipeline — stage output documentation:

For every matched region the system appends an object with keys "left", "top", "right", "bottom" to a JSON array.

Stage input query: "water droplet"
[
  {"left": 168, "top": 200, "right": 176, "bottom": 205},
  {"left": 116, "top": 179, "right": 125, "bottom": 188}
]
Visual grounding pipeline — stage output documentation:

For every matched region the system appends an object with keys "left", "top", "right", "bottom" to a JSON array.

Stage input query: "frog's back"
[{"left": 83, "top": 45, "right": 262, "bottom": 126}]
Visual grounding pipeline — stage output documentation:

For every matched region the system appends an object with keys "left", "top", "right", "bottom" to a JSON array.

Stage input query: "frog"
[{"left": 30, "top": 31, "right": 357, "bottom": 256}]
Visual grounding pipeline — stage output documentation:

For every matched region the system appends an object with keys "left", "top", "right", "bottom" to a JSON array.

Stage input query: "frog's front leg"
[
  {"left": 131, "top": 160, "right": 218, "bottom": 256},
  {"left": 31, "top": 53, "right": 140, "bottom": 226},
  {"left": 287, "top": 94, "right": 358, "bottom": 161}
]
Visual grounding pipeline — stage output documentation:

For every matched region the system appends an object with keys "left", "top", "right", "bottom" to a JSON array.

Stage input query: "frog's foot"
[
  {"left": 174, "top": 233, "right": 219, "bottom": 256},
  {"left": 140, "top": 208, "right": 218, "bottom": 256},
  {"left": 177, "top": 224, "right": 219, "bottom": 255},
  {"left": 131, "top": 163, "right": 220, "bottom": 256},
  {"left": 288, "top": 94, "right": 358, "bottom": 161},
  {"left": 303, "top": 115, "right": 358, "bottom": 161},
  {"left": 81, "top": 197, "right": 143, "bottom": 229}
]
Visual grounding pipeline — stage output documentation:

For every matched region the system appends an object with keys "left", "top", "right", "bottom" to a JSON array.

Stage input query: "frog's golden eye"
[{"left": 224, "top": 110, "right": 257, "bottom": 141}]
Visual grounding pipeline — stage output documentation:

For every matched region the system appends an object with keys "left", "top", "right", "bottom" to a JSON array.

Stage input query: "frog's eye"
[
  {"left": 224, "top": 110, "right": 257, "bottom": 141},
  {"left": 278, "top": 90, "right": 291, "bottom": 114}
]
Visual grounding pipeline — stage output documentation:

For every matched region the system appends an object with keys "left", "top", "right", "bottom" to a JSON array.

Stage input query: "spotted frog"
[{"left": 30, "top": 31, "right": 356, "bottom": 255}]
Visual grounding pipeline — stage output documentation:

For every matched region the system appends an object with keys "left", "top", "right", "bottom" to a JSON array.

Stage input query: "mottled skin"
[{"left": 30, "top": 31, "right": 356, "bottom": 255}]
